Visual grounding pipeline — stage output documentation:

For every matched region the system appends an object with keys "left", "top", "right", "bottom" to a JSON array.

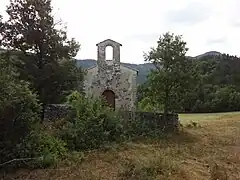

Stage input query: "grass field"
[
  {"left": 179, "top": 111, "right": 240, "bottom": 124},
  {"left": 2, "top": 112, "right": 240, "bottom": 180}
]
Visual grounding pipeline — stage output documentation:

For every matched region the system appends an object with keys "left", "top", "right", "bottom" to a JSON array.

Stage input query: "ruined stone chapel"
[{"left": 84, "top": 39, "right": 138, "bottom": 111}]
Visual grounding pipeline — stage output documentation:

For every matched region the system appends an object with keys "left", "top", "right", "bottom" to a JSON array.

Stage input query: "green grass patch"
[{"left": 179, "top": 111, "right": 240, "bottom": 124}]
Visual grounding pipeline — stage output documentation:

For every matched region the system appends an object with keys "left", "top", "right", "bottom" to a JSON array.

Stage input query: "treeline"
[
  {"left": 138, "top": 53, "right": 240, "bottom": 113},
  {"left": 182, "top": 54, "right": 240, "bottom": 113}
]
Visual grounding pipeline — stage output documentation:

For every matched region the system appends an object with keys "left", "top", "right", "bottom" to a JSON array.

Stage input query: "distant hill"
[
  {"left": 77, "top": 51, "right": 223, "bottom": 84},
  {"left": 195, "top": 51, "right": 222, "bottom": 59}
]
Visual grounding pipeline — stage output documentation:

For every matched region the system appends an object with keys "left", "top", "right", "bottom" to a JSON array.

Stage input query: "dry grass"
[{"left": 1, "top": 112, "right": 240, "bottom": 180}]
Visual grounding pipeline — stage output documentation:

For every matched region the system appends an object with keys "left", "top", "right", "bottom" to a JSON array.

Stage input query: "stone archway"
[{"left": 102, "top": 90, "right": 115, "bottom": 110}]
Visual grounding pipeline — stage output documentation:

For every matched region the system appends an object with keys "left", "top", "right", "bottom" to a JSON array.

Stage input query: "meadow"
[{"left": 2, "top": 112, "right": 240, "bottom": 180}]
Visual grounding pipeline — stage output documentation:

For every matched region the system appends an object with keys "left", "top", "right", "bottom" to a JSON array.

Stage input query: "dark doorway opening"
[{"left": 102, "top": 90, "right": 115, "bottom": 110}]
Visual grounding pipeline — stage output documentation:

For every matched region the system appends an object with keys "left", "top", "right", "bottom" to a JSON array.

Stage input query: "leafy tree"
[
  {"left": 1, "top": 0, "right": 83, "bottom": 118},
  {"left": 138, "top": 96, "right": 163, "bottom": 112},
  {"left": 14, "top": 54, "right": 84, "bottom": 104},
  {"left": 144, "top": 32, "right": 193, "bottom": 117},
  {"left": 140, "top": 37, "right": 240, "bottom": 113}
]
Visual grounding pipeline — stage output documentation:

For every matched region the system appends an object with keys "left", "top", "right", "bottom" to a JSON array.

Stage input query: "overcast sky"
[{"left": 1, "top": 0, "right": 240, "bottom": 64}]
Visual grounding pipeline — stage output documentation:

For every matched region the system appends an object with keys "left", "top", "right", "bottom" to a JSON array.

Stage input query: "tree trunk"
[
  {"left": 40, "top": 104, "right": 45, "bottom": 122},
  {"left": 163, "top": 88, "right": 169, "bottom": 121},
  {"left": 38, "top": 84, "right": 45, "bottom": 122}
]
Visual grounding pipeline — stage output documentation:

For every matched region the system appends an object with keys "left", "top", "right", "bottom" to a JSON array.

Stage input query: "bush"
[
  {"left": 0, "top": 54, "right": 66, "bottom": 168},
  {"left": 0, "top": 54, "right": 41, "bottom": 163},
  {"left": 14, "top": 130, "right": 67, "bottom": 168},
  {"left": 60, "top": 91, "right": 124, "bottom": 150},
  {"left": 137, "top": 97, "right": 163, "bottom": 113}
]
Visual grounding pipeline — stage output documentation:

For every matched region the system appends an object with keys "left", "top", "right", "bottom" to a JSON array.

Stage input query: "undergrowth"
[
  {"left": 2, "top": 114, "right": 240, "bottom": 179},
  {"left": 1, "top": 91, "right": 179, "bottom": 171}
]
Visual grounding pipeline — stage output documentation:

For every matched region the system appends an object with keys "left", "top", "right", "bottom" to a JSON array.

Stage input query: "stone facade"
[{"left": 84, "top": 39, "right": 138, "bottom": 111}]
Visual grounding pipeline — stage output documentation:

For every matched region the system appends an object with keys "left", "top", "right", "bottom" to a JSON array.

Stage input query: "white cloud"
[{"left": 1, "top": 0, "right": 240, "bottom": 64}]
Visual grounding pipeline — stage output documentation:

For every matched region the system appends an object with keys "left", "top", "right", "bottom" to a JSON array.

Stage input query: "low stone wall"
[
  {"left": 43, "top": 104, "right": 179, "bottom": 132},
  {"left": 120, "top": 111, "right": 179, "bottom": 132},
  {"left": 43, "top": 104, "right": 74, "bottom": 122}
]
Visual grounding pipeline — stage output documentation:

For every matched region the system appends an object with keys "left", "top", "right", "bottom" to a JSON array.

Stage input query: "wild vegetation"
[
  {"left": 0, "top": 0, "right": 83, "bottom": 169},
  {"left": 2, "top": 112, "right": 240, "bottom": 179},
  {"left": 142, "top": 32, "right": 194, "bottom": 116},
  {"left": 0, "top": 0, "right": 240, "bottom": 179},
  {"left": 138, "top": 51, "right": 240, "bottom": 113},
  {"left": 1, "top": 0, "right": 83, "bottom": 118}
]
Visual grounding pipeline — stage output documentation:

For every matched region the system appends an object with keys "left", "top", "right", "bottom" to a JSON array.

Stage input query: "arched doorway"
[{"left": 102, "top": 90, "right": 115, "bottom": 110}]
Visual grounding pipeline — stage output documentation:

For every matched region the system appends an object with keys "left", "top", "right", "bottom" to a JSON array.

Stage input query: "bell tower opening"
[
  {"left": 96, "top": 39, "right": 122, "bottom": 64},
  {"left": 105, "top": 46, "right": 113, "bottom": 60}
]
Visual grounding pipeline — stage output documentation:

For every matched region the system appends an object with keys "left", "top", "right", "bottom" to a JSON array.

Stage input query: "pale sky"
[{"left": 1, "top": 0, "right": 240, "bottom": 64}]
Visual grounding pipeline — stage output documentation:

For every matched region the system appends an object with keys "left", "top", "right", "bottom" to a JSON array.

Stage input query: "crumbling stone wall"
[
  {"left": 43, "top": 104, "right": 74, "bottom": 121},
  {"left": 83, "top": 39, "right": 138, "bottom": 111},
  {"left": 120, "top": 111, "right": 179, "bottom": 132},
  {"left": 43, "top": 104, "right": 179, "bottom": 132}
]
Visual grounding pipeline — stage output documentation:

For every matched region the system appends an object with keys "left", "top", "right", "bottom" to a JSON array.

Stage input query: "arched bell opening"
[{"left": 105, "top": 45, "right": 114, "bottom": 60}]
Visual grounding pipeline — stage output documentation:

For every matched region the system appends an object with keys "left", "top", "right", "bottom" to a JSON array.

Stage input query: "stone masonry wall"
[
  {"left": 120, "top": 111, "right": 179, "bottom": 132},
  {"left": 43, "top": 104, "right": 179, "bottom": 132},
  {"left": 83, "top": 39, "right": 138, "bottom": 111},
  {"left": 84, "top": 65, "right": 138, "bottom": 111},
  {"left": 43, "top": 104, "right": 74, "bottom": 121}
]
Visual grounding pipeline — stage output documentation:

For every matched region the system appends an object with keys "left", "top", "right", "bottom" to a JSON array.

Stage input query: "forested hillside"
[
  {"left": 184, "top": 53, "right": 240, "bottom": 113},
  {"left": 138, "top": 52, "right": 240, "bottom": 113}
]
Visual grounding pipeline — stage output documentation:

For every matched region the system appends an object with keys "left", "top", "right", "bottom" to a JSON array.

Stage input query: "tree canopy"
[
  {"left": 143, "top": 32, "right": 194, "bottom": 115},
  {"left": 0, "top": 0, "right": 84, "bottom": 113},
  {"left": 139, "top": 47, "right": 240, "bottom": 113}
]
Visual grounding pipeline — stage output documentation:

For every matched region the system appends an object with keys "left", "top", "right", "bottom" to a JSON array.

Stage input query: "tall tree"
[
  {"left": 144, "top": 32, "right": 193, "bottom": 117},
  {"left": 1, "top": 0, "right": 83, "bottom": 118}
]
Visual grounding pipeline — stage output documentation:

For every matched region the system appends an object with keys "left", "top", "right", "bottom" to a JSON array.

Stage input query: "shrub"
[
  {"left": 0, "top": 54, "right": 41, "bottom": 163},
  {"left": 137, "top": 97, "right": 163, "bottom": 113},
  {"left": 0, "top": 54, "right": 67, "bottom": 168},
  {"left": 14, "top": 130, "right": 67, "bottom": 168},
  {"left": 60, "top": 91, "right": 124, "bottom": 150}
]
